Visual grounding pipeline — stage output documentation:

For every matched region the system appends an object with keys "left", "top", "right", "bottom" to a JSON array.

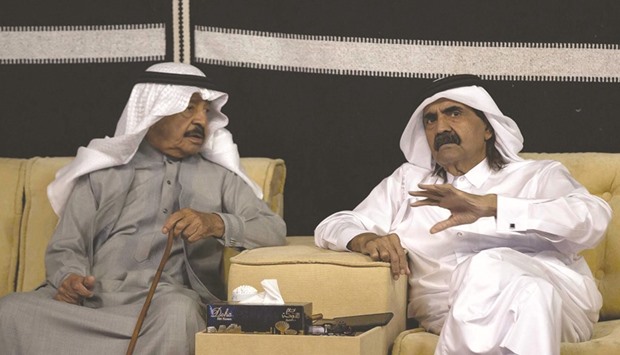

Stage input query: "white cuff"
[{"left": 496, "top": 195, "right": 530, "bottom": 232}]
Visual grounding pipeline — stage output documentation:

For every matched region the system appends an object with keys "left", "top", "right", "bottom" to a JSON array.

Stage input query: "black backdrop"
[{"left": 2, "top": 1, "right": 619, "bottom": 235}]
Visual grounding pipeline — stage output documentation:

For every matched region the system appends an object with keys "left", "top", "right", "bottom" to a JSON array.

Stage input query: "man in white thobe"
[{"left": 314, "top": 74, "right": 611, "bottom": 355}]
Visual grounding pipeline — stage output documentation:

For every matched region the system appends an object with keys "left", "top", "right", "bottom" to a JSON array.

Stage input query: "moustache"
[
  {"left": 434, "top": 131, "right": 461, "bottom": 151},
  {"left": 184, "top": 126, "right": 205, "bottom": 139}
]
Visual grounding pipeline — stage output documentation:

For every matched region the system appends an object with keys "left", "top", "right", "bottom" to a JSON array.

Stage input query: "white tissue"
[
  {"left": 238, "top": 279, "right": 285, "bottom": 305},
  {"left": 231, "top": 285, "right": 258, "bottom": 302}
]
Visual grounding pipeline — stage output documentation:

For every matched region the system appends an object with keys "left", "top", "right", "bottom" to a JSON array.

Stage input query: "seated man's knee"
[
  {"left": 151, "top": 292, "right": 204, "bottom": 325},
  {"left": 0, "top": 293, "right": 26, "bottom": 318}
]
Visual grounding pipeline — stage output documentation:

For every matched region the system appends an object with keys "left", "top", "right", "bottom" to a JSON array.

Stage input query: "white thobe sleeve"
[
  {"left": 496, "top": 161, "right": 611, "bottom": 253},
  {"left": 314, "top": 166, "right": 407, "bottom": 251}
]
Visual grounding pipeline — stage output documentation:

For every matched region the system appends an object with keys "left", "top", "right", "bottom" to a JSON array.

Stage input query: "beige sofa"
[
  {"left": 224, "top": 153, "right": 620, "bottom": 354},
  {"left": 2, "top": 153, "right": 620, "bottom": 354},
  {"left": 0, "top": 156, "right": 286, "bottom": 298}
]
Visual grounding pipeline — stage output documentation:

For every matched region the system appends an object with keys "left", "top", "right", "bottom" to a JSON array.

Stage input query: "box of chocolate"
[{"left": 206, "top": 302, "right": 313, "bottom": 334}]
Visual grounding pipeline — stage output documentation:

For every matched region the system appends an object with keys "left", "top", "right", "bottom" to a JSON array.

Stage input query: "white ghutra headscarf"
[
  {"left": 48, "top": 62, "right": 262, "bottom": 216},
  {"left": 399, "top": 75, "right": 525, "bottom": 171}
]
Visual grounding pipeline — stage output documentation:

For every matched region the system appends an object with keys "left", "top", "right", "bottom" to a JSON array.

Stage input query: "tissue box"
[
  {"left": 196, "top": 326, "right": 386, "bottom": 355},
  {"left": 206, "top": 302, "right": 313, "bottom": 334}
]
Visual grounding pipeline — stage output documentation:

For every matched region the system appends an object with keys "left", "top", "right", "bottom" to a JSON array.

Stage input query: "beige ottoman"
[{"left": 212, "top": 236, "right": 408, "bottom": 355}]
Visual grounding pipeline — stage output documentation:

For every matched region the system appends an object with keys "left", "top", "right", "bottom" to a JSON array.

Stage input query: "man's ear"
[{"left": 484, "top": 125, "right": 493, "bottom": 141}]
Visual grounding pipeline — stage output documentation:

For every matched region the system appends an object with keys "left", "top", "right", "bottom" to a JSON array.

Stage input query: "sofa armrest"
[
  {"left": 0, "top": 158, "right": 27, "bottom": 297},
  {"left": 18, "top": 157, "right": 73, "bottom": 292},
  {"left": 239, "top": 157, "right": 286, "bottom": 218},
  {"left": 226, "top": 236, "right": 407, "bottom": 354}
]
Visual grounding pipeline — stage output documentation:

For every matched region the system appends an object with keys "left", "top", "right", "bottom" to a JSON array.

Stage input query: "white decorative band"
[
  {"left": 0, "top": 24, "right": 166, "bottom": 64},
  {"left": 194, "top": 26, "right": 620, "bottom": 82}
]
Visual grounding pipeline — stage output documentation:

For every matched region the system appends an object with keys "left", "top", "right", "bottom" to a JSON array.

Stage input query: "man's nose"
[
  {"left": 194, "top": 108, "right": 208, "bottom": 126},
  {"left": 435, "top": 114, "right": 451, "bottom": 132}
]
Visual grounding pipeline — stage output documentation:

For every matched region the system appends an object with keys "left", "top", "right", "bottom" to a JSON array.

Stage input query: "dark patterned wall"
[
  {"left": 0, "top": 0, "right": 173, "bottom": 157},
  {"left": 191, "top": 1, "right": 620, "bottom": 235},
  {"left": 2, "top": 0, "right": 619, "bottom": 235}
]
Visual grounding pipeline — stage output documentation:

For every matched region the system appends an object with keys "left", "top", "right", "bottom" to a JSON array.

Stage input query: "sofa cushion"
[
  {"left": 0, "top": 158, "right": 27, "bottom": 297},
  {"left": 521, "top": 153, "right": 620, "bottom": 320},
  {"left": 393, "top": 319, "right": 620, "bottom": 355},
  {"left": 560, "top": 319, "right": 620, "bottom": 354},
  {"left": 391, "top": 329, "right": 439, "bottom": 355}
]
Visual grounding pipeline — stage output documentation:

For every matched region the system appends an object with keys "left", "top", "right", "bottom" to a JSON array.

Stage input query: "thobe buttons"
[
  {"left": 163, "top": 208, "right": 169, "bottom": 214},
  {"left": 457, "top": 232, "right": 463, "bottom": 237},
  {"left": 166, "top": 180, "right": 171, "bottom": 185}
]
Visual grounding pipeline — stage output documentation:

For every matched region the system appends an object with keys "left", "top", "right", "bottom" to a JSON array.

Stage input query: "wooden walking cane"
[{"left": 126, "top": 230, "right": 176, "bottom": 355}]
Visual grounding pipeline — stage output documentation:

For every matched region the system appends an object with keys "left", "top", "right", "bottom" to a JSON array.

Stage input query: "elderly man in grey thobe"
[
  {"left": 315, "top": 75, "right": 611, "bottom": 355},
  {"left": 0, "top": 62, "right": 286, "bottom": 354}
]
